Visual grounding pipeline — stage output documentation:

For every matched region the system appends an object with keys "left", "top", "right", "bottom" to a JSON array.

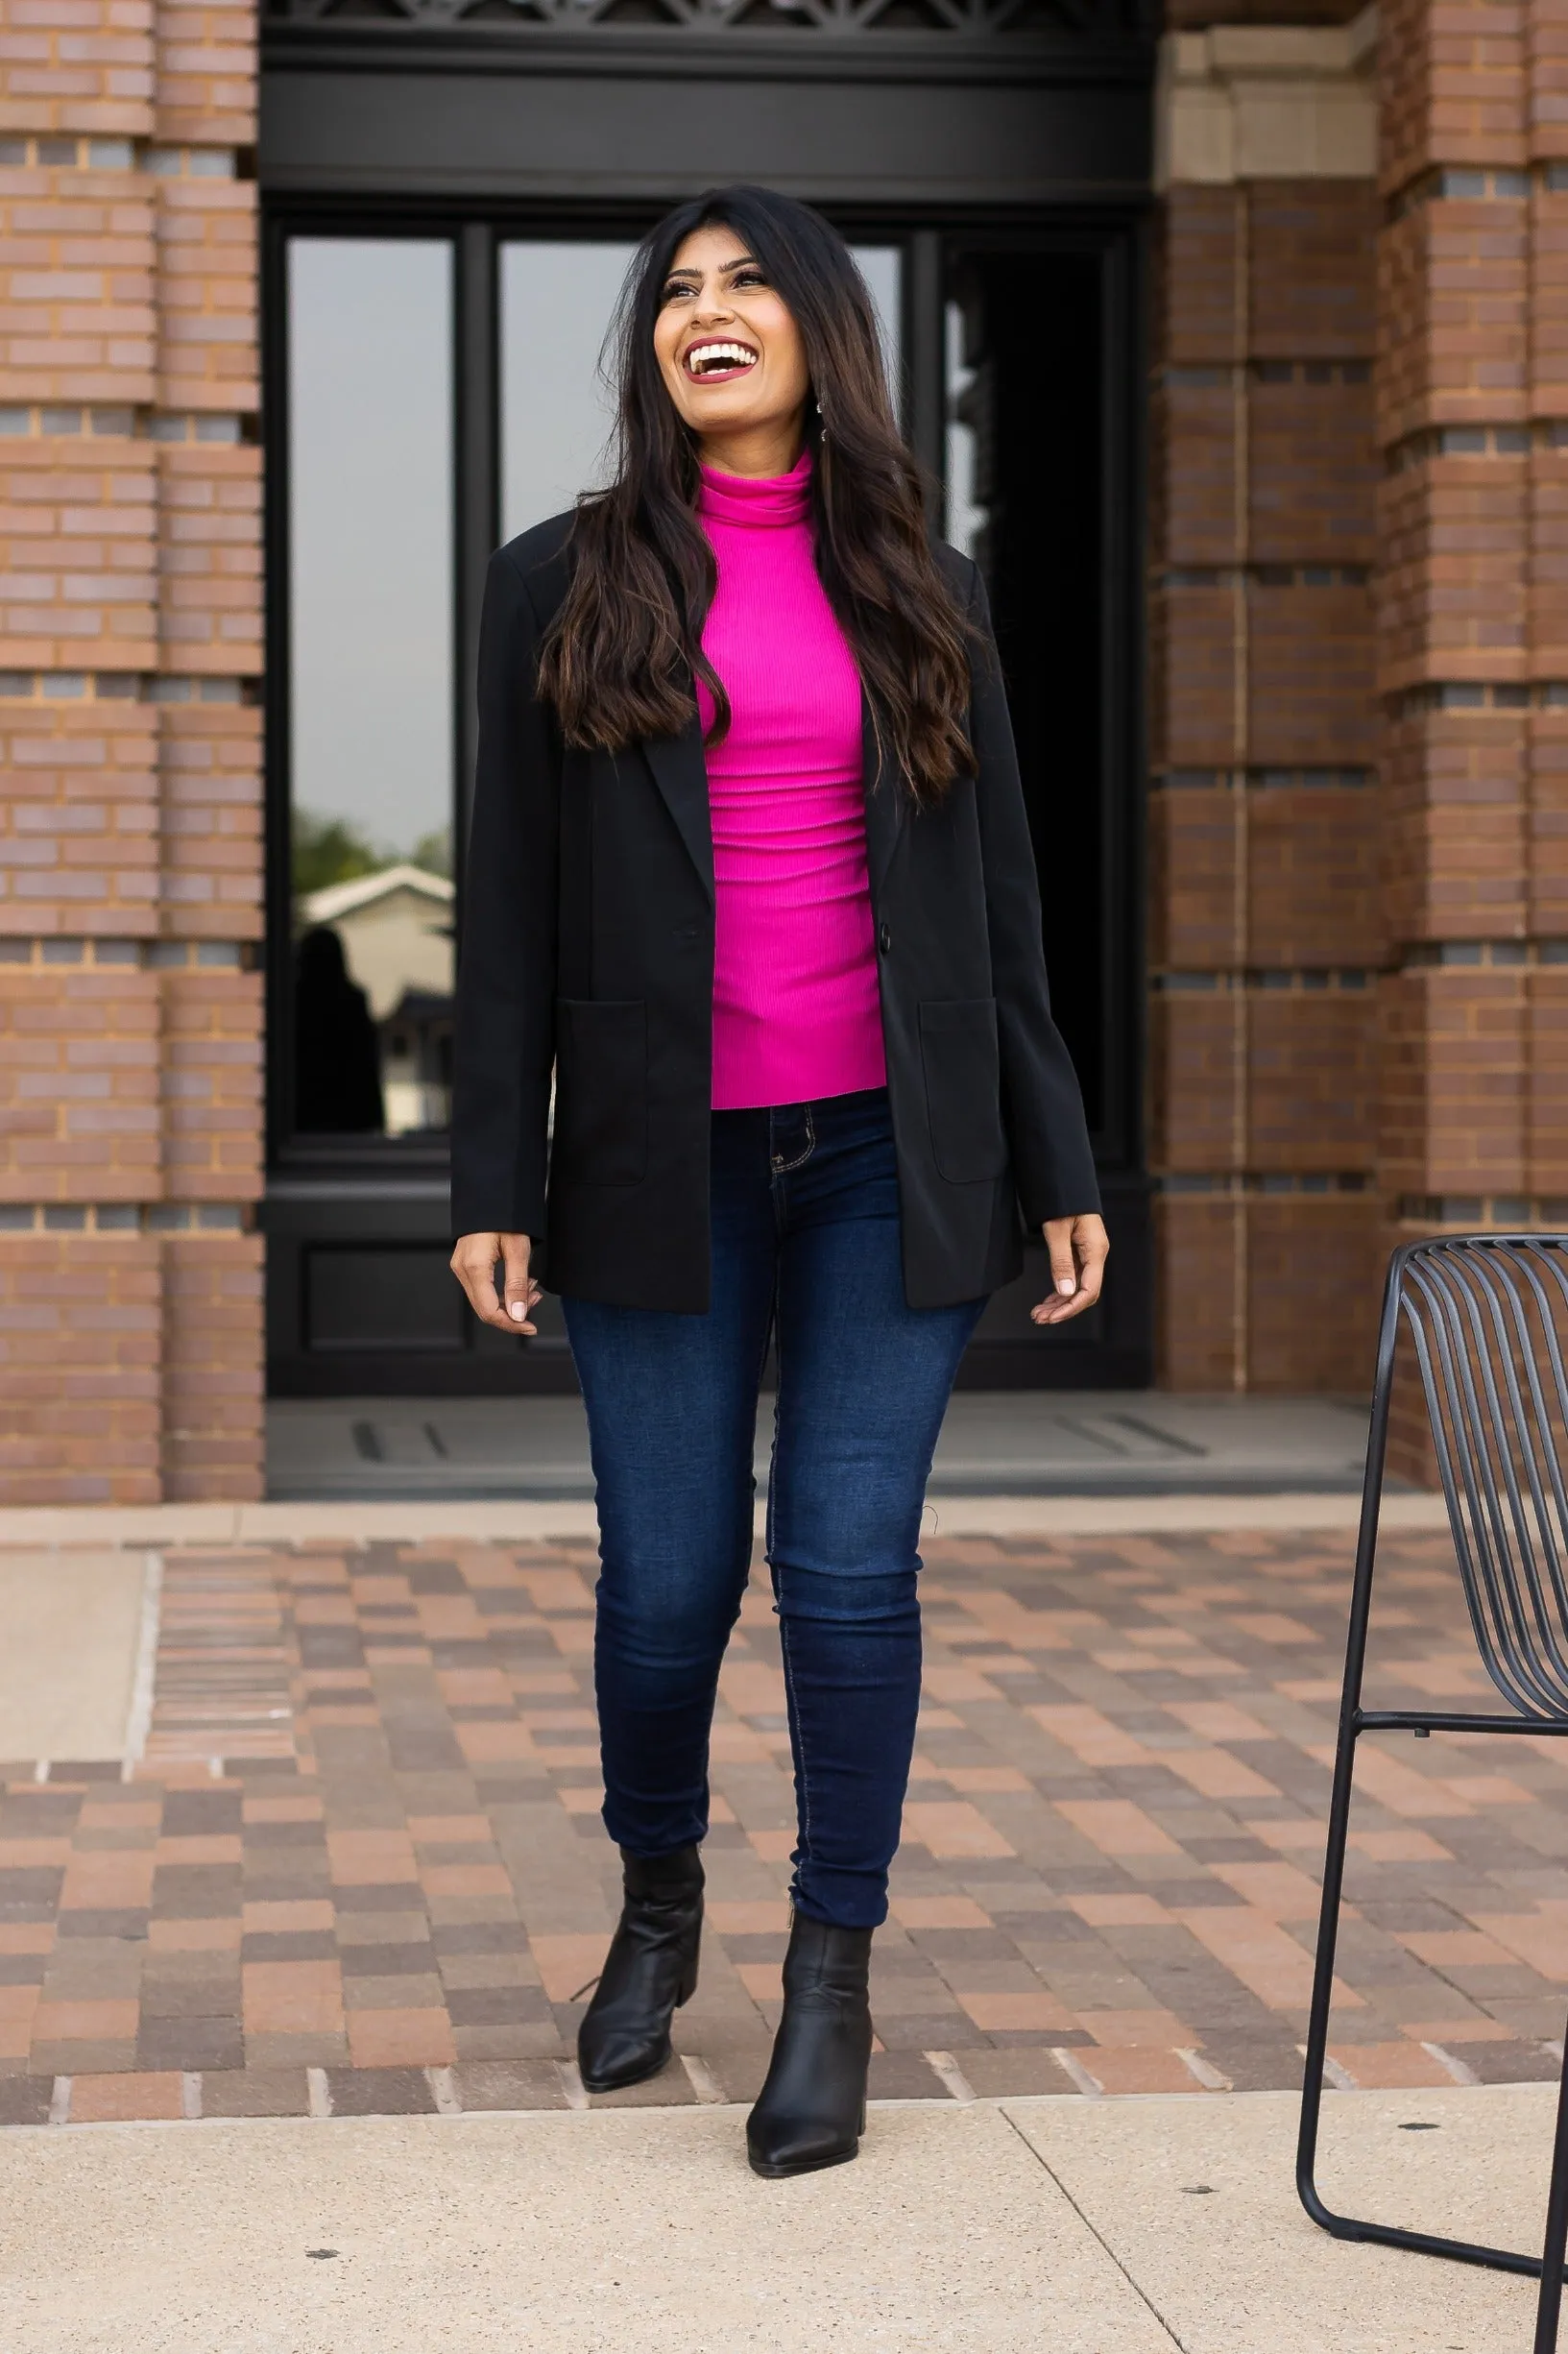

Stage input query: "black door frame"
[{"left": 258, "top": 19, "right": 1154, "bottom": 1395}]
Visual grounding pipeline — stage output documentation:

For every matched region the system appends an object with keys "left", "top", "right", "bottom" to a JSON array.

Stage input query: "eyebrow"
[{"left": 663, "top": 253, "right": 760, "bottom": 283}]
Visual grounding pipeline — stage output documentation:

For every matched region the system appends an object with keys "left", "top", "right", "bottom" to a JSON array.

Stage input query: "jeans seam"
[
  {"left": 778, "top": 1613, "right": 814, "bottom": 1892},
  {"left": 760, "top": 1295, "right": 780, "bottom": 1567}
]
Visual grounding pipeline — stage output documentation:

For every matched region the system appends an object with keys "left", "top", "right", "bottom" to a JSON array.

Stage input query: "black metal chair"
[{"left": 1297, "top": 1236, "right": 1568, "bottom": 2352}]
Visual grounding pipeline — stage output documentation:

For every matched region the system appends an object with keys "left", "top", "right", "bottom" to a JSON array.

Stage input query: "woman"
[{"left": 450, "top": 184, "right": 1107, "bottom": 2179}]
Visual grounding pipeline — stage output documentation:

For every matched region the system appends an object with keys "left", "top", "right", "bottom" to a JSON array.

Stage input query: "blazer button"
[{"left": 878, "top": 923, "right": 892, "bottom": 955}]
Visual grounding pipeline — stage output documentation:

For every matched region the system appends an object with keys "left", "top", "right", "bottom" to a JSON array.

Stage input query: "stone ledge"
[
  {"left": 0, "top": 1490, "right": 1452, "bottom": 1546},
  {"left": 1157, "top": 6, "right": 1379, "bottom": 189}
]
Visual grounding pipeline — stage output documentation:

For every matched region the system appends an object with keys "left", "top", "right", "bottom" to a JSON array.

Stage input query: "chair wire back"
[
  {"left": 1297, "top": 1236, "right": 1568, "bottom": 2352},
  {"left": 1402, "top": 1237, "right": 1568, "bottom": 1720}
]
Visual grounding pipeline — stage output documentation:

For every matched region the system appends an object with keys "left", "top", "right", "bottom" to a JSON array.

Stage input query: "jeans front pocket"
[
  {"left": 553, "top": 999, "right": 648, "bottom": 1186},
  {"left": 918, "top": 998, "right": 1007, "bottom": 1185}
]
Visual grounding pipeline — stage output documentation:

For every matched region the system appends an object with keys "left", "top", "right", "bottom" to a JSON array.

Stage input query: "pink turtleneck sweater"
[{"left": 696, "top": 452, "right": 886, "bottom": 1111}]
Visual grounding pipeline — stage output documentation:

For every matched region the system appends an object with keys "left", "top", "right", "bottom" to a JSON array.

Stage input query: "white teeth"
[{"left": 686, "top": 340, "right": 757, "bottom": 376}]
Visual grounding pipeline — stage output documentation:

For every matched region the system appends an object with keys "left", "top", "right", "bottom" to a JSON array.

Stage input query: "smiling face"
[{"left": 652, "top": 223, "right": 811, "bottom": 476}]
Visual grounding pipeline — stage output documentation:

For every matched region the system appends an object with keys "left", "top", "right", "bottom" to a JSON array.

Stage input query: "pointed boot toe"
[
  {"left": 746, "top": 2100, "right": 867, "bottom": 2181},
  {"left": 746, "top": 1914, "right": 873, "bottom": 2179},
  {"left": 578, "top": 1844, "right": 704, "bottom": 2096},
  {"left": 578, "top": 2016, "right": 683, "bottom": 2096}
]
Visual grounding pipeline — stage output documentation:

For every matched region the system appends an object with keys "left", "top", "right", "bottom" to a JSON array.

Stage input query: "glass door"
[
  {"left": 279, "top": 231, "right": 896, "bottom": 1161},
  {"left": 267, "top": 218, "right": 1146, "bottom": 1392},
  {"left": 499, "top": 241, "right": 638, "bottom": 544},
  {"left": 942, "top": 235, "right": 1146, "bottom": 1384},
  {"left": 945, "top": 245, "right": 1111, "bottom": 1141},
  {"left": 286, "top": 239, "right": 456, "bottom": 1144}
]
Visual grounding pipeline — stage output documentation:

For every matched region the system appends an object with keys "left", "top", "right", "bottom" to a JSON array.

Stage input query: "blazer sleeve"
[
  {"left": 965, "top": 560, "right": 1102, "bottom": 1226},
  {"left": 450, "top": 545, "right": 561, "bottom": 1239}
]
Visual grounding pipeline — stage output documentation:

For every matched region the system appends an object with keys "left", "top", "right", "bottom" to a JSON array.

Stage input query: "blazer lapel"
[
  {"left": 860, "top": 692, "right": 905, "bottom": 904},
  {"left": 642, "top": 716, "right": 714, "bottom": 905}
]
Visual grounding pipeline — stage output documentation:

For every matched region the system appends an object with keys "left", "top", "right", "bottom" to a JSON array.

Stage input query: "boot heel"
[{"left": 676, "top": 1957, "right": 699, "bottom": 2007}]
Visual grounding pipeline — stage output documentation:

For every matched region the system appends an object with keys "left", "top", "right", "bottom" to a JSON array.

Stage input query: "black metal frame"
[
  {"left": 265, "top": 0, "right": 1149, "bottom": 33},
  {"left": 1297, "top": 1235, "right": 1568, "bottom": 2351},
  {"left": 259, "top": 19, "right": 1155, "bottom": 215}
]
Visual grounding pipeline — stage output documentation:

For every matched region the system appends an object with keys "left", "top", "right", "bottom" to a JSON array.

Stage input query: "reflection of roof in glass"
[{"left": 302, "top": 862, "right": 455, "bottom": 925}]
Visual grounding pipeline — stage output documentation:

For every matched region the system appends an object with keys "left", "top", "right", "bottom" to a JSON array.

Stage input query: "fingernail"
[
  {"left": 1057, "top": 1278, "right": 1075, "bottom": 1296},
  {"left": 508, "top": 1301, "right": 527, "bottom": 1322}
]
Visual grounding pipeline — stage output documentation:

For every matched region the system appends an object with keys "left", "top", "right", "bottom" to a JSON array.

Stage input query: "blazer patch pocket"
[
  {"left": 919, "top": 998, "right": 1007, "bottom": 1185},
  {"left": 553, "top": 999, "right": 648, "bottom": 1186}
]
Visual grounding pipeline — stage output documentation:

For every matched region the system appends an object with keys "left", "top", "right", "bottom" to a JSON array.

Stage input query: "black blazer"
[{"left": 451, "top": 512, "right": 1099, "bottom": 1313}]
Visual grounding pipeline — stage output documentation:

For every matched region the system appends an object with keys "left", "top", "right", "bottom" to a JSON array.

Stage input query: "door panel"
[
  {"left": 306, "top": 1247, "right": 470, "bottom": 1352},
  {"left": 948, "top": 248, "right": 1107, "bottom": 1134},
  {"left": 286, "top": 239, "right": 456, "bottom": 1145},
  {"left": 944, "top": 241, "right": 1149, "bottom": 1383},
  {"left": 852, "top": 245, "right": 902, "bottom": 410},
  {"left": 499, "top": 240, "right": 637, "bottom": 543}
]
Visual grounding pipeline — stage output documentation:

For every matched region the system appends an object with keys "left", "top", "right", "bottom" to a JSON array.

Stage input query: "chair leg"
[
  {"left": 1533, "top": 2022, "right": 1568, "bottom": 2353},
  {"left": 1300, "top": 1268, "right": 1392, "bottom": 2236},
  {"left": 1296, "top": 1718, "right": 1358, "bottom": 2232},
  {"left": 1299, "top": 1717, "right": 1564, "bottom": 2280},
  {"left": 1299, "top": 1243, "right": 1568, "bottom": 2286}
]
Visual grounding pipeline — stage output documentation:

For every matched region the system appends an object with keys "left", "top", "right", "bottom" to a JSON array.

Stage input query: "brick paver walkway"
[{"left": 2, "top": 1527, "right": 1566, "bottom": 2125}]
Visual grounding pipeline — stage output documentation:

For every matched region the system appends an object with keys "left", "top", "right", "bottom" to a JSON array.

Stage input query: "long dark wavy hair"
[{"left": 536, "top": 184, "right": 975, "bottom": 804}]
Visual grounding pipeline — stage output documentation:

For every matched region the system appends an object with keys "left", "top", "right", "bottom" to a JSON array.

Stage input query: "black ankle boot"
[
  {"left": 746, "top": 1911, "right": 874, "bottom": 2179},
  {"left": 577, "top": 1844, "right": 705, "bottom": 2094}
]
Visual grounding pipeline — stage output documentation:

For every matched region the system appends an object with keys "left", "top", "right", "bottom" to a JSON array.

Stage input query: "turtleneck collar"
[{"left": 697, "top": 446, "right": 812, "bottom": 530}]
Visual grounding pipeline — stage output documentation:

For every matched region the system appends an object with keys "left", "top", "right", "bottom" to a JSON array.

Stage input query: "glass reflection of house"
[{"left": 302, "top": 864, "right": 455, "bottom": 1135}]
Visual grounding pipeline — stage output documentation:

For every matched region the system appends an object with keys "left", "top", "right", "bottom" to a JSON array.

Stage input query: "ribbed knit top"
[{"left": 695, "top": 450, "right": 886, "bottom": 1111}]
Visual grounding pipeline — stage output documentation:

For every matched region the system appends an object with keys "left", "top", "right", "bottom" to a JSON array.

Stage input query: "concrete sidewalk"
[{"left": 0, "top": 2085, "right": 1552, "bottom": 2350}]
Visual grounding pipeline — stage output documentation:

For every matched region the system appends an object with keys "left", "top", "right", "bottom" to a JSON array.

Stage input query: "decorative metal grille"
[{"left": 267, "top": 0, "right": 1150, "bottom": 36}]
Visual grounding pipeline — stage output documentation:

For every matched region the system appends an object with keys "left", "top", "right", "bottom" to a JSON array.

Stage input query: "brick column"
[
  {"left": 0, "top": 0, "right": 262, "bottom": 1502},
  {"left": 1376, "top": 0, "right": 1568, "bottom": 1472},
  {"left": 1150, "top": 15, "right": 1384, "bottom": 1391}
]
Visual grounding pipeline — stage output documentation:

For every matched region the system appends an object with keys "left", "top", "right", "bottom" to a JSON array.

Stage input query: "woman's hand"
[
  {"left": 1031, "top": 1214, "right": 1109, "bottom": 1326},
  {"left": 450, "top": 1232, "right": 542, "bottom": 1335}
]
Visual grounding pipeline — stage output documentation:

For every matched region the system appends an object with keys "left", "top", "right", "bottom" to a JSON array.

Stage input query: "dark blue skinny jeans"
[{"left": 561, "top": 1086, "right": 984, "bottom": 1929}]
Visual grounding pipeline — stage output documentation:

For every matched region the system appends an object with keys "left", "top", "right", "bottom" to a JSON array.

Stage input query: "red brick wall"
[
  {"left": 0, "top": 2, "right": 262, "bottom": 1501},
  {"left": 1149, "top": 166, "right": 1383, "bottom": 1393},
  {"left": 159, "top": 1228, "right": 262, "bottom": 1501},
  {"left": 1154, "top": 5, "right": 1568, "bottom": 1455},
  {"left": 1375, "top": 0, "right": 1568, "bottom": 1476},
  {"left": 0, "top": 1236, "right": 161, "bottom": 1506}
]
